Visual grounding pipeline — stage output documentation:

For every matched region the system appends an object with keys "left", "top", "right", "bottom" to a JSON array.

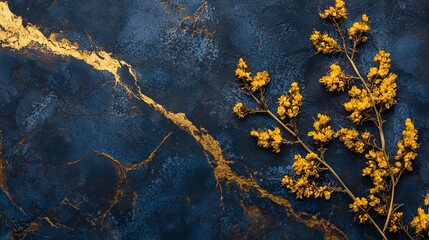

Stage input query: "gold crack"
[
  {"left": 131, "top": 191, "right": 137, "bottom": 221},
  {"left": 0, "top": 129, "right": 171, "bottom": 236},
  {"left": 0, "top": 2, "right": 346, "bottom": 238},
  {"left": 60, "top": 197, "right": 98, "bottom": 227},
  {"left": 160, "top": 0, "right": 213, "bottom": 44},
  {"left": 9, "top": 221, "right": 40, "bottom": 240},
  {"left": 65, "top": 132, "right": 172, "bottom": 225},
  {"left": 0, "top": 131, "right": 27, "bottom": 217},
  {"left": 42, "top": 216, "right": 59, "bottom": 228},
  {"left": 10, "top": 204, "right": 75, "bottom": 239}
]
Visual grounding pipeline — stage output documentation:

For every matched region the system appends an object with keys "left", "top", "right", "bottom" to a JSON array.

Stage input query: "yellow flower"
[
  {"left": 367, "top": 50, "right": 398, "bottom": 109},
  {"left": 250, "top": 128, "right": 283, "bottom": 153},
  {"left": 237, "top": 57, "right": 248, "bottom": 69},
  {"left": 319, "top": 64, "right": 348, "bottom": 92},
  {"left": 335, "top": 128, "right": 369, "bottom": 153},
  {"left": 411, "top": 208, "right": 429, "bottom": 235},
  {"left": 282, "top": 175, "right": 308, "bottom": 199},
  {"left": 349, "top": 197, "right": 369, "bottom": 223},
  {"left": 349, "top": 197, "right": 368, "bottom": 223},
  {"left": 362, "top": 150, "right": 389, "bottom": 200},
  {"left": 319, "top": 0, "right": 347, "bottom": 22},
  {"left": 368, "top": 50, "right": 391, "bottom": 80},
  {"left": 292, "top": 153, "right": 320, "bottom": 177},
  {"left": 250, "top": 71, "right": 271, "bottom": 92},
  {"left": 361, "top": 132, "right": 371, "bottom": 140},
  {"left": 281, "top": 175, "right": 331, "bottom": 200},
  {"left": 308, "top": 114, "right": 334, "bottom": 144},
  {"left": 373, "top": 73, "right": 397, "bottom": 109},
  {"left": 424, "top": 194, "right": 429, "bottom": 206},
  {"left": 235, "top": 58, "right": 252, "bottom": 81},
  {"left": 283, "top": 152, "right": 333, "bottom": 200},
  {"left": 277, "top": 82, "right": 303, "bottom": 119},
  {"left": 235, "top": 58, "right": 271, "bottom": 92},
  {"left": 348, "top": 14, "right": 370, "bottom": 43},
  {"left": 233, "top": 102, "right": 250, "bottom": 118},
  {"left": 343, "top": 86, "right": 372, "bottom": 123},
  {"left": 388, "top": 212, "right": 403, "bottom": 233},
  {"left": 323, "top": 191, "right": 332, "bottom": 200},
  {"left": 310, "top": 31, "right": 341, "bottom": 54},
  {"left": 394, "top": 118, "right": 418, "bottom": 172}
]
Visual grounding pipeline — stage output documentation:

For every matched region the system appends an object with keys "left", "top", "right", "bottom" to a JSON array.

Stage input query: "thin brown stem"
[
  {"left": 351, "top": 41, "right": 358, "bottom": 59},
  {"left": 265, "top": 110, "right": 297, "bottom": 138},
  {"left": 403, "top": 227, "right": 416, "bottom": 240},
  {"left": 333, "top": 21, "right": 398, "bottom": 233},
  {"left": 368, "top": 215, "right": 389, "bottom": 240}
]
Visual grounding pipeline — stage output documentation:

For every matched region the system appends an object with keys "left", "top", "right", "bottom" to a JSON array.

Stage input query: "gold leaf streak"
[
  {"left": 0, "top": 3, "right": 346, "bottom": 238},
  {"left": 60, "top": 197, "right": 97, "bottom": 227},
  {"left": 126, "top": 131, "right": 172, "bottom": 171},
  {"left": 10, "top": 221, "right": 41, "bottom": 240},
  {"left": 65, "top": 132, "right": 172, "bottom": 222},
  {"left": 160, "top": 0, "right": 212, "bottom": 44},
  {"left": 60, "top": 197, "right": 80, "bottom": 210},
  {"left": 11, "top": 207, "right": 73, "bottom": 239},
  {"left": 42, "top": 217, "right": 59, "bottom": 228},
  {"left": 0, "top": 131, "right": 27, "bottom": 216},
  {"left": 131, "top": 191, "right": 137, "bottom": 221}
]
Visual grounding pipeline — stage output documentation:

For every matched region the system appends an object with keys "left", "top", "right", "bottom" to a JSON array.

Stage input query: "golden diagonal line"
[{"left": 0, "top": 2, "right": 346, "bottom": 238}]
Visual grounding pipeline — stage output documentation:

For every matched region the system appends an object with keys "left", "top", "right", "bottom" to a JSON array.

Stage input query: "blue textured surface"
[{"left": 0, "top": 0, "right": 429, "bottom": 239}]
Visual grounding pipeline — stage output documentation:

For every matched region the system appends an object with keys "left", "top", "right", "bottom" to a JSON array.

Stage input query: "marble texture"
[{"left": 0, "top": 0, "right": 428, "bottom": 239}]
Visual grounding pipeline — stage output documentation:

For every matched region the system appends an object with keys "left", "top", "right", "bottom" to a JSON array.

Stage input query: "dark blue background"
[{"left": 0, "top": 0, "right": 428, "bottom": 239}]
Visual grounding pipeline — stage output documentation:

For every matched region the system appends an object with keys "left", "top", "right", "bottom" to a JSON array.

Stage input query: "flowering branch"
[{"left": 232, "top": 0, "right": 422, "bottom": 239}]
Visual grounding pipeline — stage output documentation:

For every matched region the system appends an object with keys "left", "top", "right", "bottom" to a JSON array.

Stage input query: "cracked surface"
[{"left": 0, "top": 0, "right": 428, "bottom": 239}]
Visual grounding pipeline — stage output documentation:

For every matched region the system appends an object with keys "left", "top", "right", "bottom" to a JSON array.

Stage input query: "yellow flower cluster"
[
  {"left": 343, "top": 86, "right": 372, "bottom": 123},
  {"left": 368, "top": 50, "right": 391, "bottom": 80},
  {"left": 235, "top": 58, "right": 271, "bottom": 92},
  {"left": 362, "top": 150, "right": 390, "bottom": 214},
  {"left": 251, "top": 71, "right": 271, "bottom": 92},
  {"left": 343, "top": 51, "right": 398, "bottom": 122},
  {"left": 348, "top": 14, "right": 370, "bottom": 43},
  {"left": 388, "top": 211, "right": 404, "bottom": 233},
  {"left": 310, "top": 31, "right": 341, "bottom": 54},
  {"left": 411, "top": 208, "right": 429, "bottom": 235},
  {"left": 425, "top": 193, "right": 429, "bottom": 206},
  {"left": 277, "top": 82, "right": 303, "bottom": 119},
  {"left": 319, "top": 0, "right": 347, "bottom": 22},
  {"left": 349, "top": 197, "right": 368, "bottom": 212},
  {"left": 362, "top": 150, "right": 388, "bottom": 187},
  {"left": 349, "top": 197, "right": 369, "bottom": 223},
  {"left": 235, "top": 58, "right": 252, "bottom": 81},
  {"left": 250, "top": 128, "right": 283, "bottom": 153},
  {"left": 282, "top": 153, "right": 332, "bottom": 200},
  {"left": 393, "top": 118, "right": 419, "bottom": 172},
  {"left": 373, "top": 72, "right": 397, "bottom": 109},
  {"left": 335, "top": 128, "right": 370, "bottom": 153},
  {"left": 319, "top": 64, "right": 348, "bottom": 92},
  {"left": 368, "top": 194, "right": 386, "bottom": 215},
  {"left": 292, "top": 153, "right": 320, "bottom": 177},
  {"left": 307, "top": 114, "right": 334, "bottom": 144},
  {"left": 282, "top": 175, "right": 331, "bottom": 200},
  {"left": 233, "top": 102, "right": 250, "bottom": 118},
  {"left": 368, "top": 50, "right": 398, "bottom": 110},
  {"left": 411, "top": 194, "right": 429, "bottom": 235}
]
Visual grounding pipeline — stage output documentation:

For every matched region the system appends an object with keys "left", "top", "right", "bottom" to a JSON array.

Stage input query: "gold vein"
[
  {"left": 0, "top": 131, "right": 27, "bottom": 216},
  {"left": 65, "top": 132, "right": 172, "bottom": 223},
  {"left": 0, "top": 2, "right": 346, "bottom": 238}
]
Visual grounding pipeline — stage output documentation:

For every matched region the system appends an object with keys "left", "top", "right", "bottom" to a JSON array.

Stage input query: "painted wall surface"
[{"left": 0, "top": 0, "right": 428, "bottom": 239}]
